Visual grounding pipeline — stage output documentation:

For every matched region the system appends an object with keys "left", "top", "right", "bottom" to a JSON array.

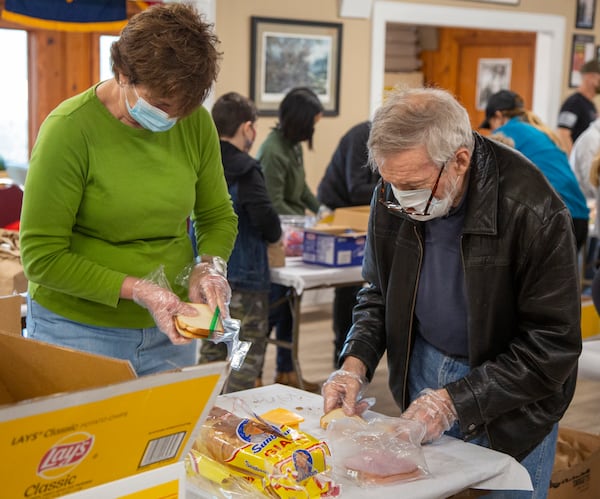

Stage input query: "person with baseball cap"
[{"left": 481, "top": 89, "right": 589, "bottom": 251}]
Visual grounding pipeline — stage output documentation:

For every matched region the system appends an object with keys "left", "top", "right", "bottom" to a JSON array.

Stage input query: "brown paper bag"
[
  {"left": 0, "top": 229, "right": 27, "bottom": 295},
  {"left": 268, "top": 240, "right": 285, "bottom": 268}
]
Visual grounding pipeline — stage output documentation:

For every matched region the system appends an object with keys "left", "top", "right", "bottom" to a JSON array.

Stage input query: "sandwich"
[{"left": 174, "top": 303, "right": 224, "bottom": 339}]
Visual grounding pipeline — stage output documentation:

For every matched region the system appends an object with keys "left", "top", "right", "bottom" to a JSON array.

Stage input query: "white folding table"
[
  {"left": 269, "top": 257, "right": 364, "bottom": 389},
  {"left": 187, "top": 384, "right": 533, "bottom": 498}
]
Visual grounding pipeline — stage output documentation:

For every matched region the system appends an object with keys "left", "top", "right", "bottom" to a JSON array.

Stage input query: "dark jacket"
[
  {"left": 341, "top": 133, "right": 582, "bottom": 460},
  {"left": 317, "top": 121, "right": 379, "bottom": 209},
  {"left": 221, "top": 141, "right": 281, "bottom": 291}
]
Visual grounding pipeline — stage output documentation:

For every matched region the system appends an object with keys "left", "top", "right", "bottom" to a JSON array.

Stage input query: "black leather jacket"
[{"left": 341, "top": 133, "right": 582, "bottom": 460}]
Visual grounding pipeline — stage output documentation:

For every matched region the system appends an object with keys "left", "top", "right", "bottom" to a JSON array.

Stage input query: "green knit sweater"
[
  {"left": 257, "top": 128, "right": 320, "bottom": 215},
  {"left": 20, "top": 84, "right": 237, "bottom": 328}
]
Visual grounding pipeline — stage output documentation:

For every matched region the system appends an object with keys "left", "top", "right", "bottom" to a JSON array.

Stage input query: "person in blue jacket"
[
  {"left": 198, "top": 92, "right": 282, "bottom": 392},
  {"left": 481, "top": 90, "right": 589, "bottom": 251}
]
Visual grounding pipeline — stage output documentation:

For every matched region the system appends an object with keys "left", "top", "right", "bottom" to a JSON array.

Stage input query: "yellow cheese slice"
[{"left": 260, "top": 408, "right": 305, "bottom": 429}]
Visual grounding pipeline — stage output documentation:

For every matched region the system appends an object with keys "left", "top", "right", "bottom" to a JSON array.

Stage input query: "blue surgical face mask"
[{"left": 125, "top": 85, "right": 177, "bottom": 132}]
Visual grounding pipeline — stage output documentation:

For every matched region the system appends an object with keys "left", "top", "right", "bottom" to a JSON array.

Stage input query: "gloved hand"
[
  {"left": 401, "top": 388, "right": 458, "bottom": 444},
  {"left": 188, "top": 255, "right": 231, "bottom": 318},
  {"left": 317, "top": 204, "right": 333, "bottom": 222},
  {"left": 132, "top": 279, "right": 199, "bottom": 344},
  {"left": 322, "top": 369, "right": 371, "bottom": 416}
]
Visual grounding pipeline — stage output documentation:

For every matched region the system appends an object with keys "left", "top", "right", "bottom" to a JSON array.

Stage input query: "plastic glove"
[
  {"left": 401, "top": 388, "right": 458, "bottom": 444},
  {"left": 322, "top": 369, "right": 371, "bottom": 416},
  {"left": 132, "top": 279, "right": 199, "bottom": 345},
  {"left": 188, "top": 256, "right": 231, "bottom": 318},
  {"left": 317, "top": 204, "right": 333, "bottom": 222}
]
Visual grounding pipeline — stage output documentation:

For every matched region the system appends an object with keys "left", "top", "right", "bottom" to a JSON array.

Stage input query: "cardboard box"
[
  {"left": 0, "top": 293, "right": 23, "bottom": 335},
  {"left": 331, "top": 205, "right": 370, "bottom": 232},
  {"left": 548, "top": 427, "right": 600, "bottom": 499},
  {"left": 63, "top": 462, "right": 185, "bottom": 498},
  {"left": 0, "top": 331, "right": 226, "bottom": 499},
  {"left": 303, "top": 225, "right": 366, "bottom": 267},
  {"left": 0, "top": 228, "right": 28, "bottom": 295},
  {"left": 581, "top": 297, "right": 600, "bottom": 339}
]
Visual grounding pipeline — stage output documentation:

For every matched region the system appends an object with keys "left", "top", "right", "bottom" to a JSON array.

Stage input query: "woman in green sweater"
[
  {"left": 257, "top": 87, "right": 323, "bottom": 390},
  {"left": 20, "top": 4, "right": 237, "bottom": 375}
]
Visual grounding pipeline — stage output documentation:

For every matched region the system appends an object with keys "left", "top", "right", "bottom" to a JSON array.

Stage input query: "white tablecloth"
[
  {"left": 270, "top": 257, "right": 364, "bottom": 295},
  {"left": 579, "top": 339, "right": 600, "bottom": 380},
  {"left": 207, "top": 384, "right": 532, "bottom": 499}
]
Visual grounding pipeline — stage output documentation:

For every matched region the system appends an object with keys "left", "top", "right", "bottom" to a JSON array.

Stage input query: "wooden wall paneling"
[
  {"left": 28, "top": 30, "right": 97, "bottom": 151},
  {"left": 28, "top": 30, "right": 67, "bottom": 146},
  {"left": 420, "top": 28, "right": 459, "bottom": 92},
  {"left": 64, "top": 32, "right": 95, "bottom": 98},
  {"left": 419, "top": 27, "right": 536, "bottom": 131}
]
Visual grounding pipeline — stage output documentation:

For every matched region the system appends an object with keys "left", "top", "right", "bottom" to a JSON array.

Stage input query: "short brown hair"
[
  {"left": 110, "top": 3, "right": 221, "bottom": 117},
  {"left": 211, "top": 92, "right": 257, "bottom": 137}
]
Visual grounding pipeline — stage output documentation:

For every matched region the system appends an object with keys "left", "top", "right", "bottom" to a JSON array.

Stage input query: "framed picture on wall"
[
  {"left": 570, "top": 34, "right": 596, "bottom": 87},
  {"left": 576, "top": 0, "right": 596, "bottom": 29},
  {"left": 250, "top": 17, "right": 342, "bottom": 116},
  {"left": 475, "top": 58, "right": 512, "bottom": 110}
]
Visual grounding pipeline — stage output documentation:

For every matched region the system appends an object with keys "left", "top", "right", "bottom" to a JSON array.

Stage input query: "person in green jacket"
[
  {"left": 19, "top": 3, "right": 237, "bottom": 376},
  {"left": 257, "top": 87, "right": 323, "bottom": 391}
]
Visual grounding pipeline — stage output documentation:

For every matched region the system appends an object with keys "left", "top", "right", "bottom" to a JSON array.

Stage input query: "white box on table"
[{"left": 303, "top": 225, "right": 366, "bottom": 267}]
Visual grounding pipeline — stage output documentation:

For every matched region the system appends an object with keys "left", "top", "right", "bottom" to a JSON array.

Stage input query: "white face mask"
[{"left": 390, "top": 175, "right": 459, "bottom": 221}]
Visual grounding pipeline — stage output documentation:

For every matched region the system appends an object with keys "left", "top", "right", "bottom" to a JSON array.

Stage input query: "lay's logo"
[{"left": 37, "top": 432, "right": 94, "bottom": 479}]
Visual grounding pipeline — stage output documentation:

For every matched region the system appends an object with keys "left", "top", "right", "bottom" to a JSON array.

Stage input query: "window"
[
  {"left": 99, "top": 35, "right": 119, "bottom": 81},
  {"left": 0, "top": 28, "right": 28, "bottom": 165}
]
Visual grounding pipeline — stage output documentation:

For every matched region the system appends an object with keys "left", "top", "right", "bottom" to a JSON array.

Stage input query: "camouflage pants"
[{"left": 198, "top": 288, "right": 269, "bottom": 393}]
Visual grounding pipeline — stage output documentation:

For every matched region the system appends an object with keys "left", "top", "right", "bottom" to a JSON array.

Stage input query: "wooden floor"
[{"left": 262, "top": 302, "right": 600, "bottom": 435}]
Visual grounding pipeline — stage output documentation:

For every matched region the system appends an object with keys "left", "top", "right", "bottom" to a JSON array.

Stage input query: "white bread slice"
[
  {"left": 320, "top": 407, "right": 365, "bottom": 429},
  {"left": 174, "top": 303, "right": 224, "bottom": 338}
]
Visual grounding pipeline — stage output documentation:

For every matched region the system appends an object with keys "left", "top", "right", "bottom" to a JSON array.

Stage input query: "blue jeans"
[
  {"left": 408, "top": 334, "right": 557, "bottom": 499},
  {"left": 26, "top": 298, "right": 197, "bottom": 376}
]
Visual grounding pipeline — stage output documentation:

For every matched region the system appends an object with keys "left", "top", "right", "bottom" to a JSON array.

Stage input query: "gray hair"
[{"left": 368, "top": 87, "right": 474, "bottom": 171}]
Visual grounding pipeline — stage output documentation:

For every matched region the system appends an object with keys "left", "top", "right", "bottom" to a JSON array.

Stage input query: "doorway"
[
  {"left": 370, "top": 1, "right": 566, "bottom": 127},
  {"left": 419, "top": 27, "right": 537, "bottom": 130}
]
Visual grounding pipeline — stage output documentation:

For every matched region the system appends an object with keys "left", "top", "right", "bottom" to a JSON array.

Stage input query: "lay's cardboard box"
[{"left": 0, "top": 330, "right": 227, "bottom": 498}]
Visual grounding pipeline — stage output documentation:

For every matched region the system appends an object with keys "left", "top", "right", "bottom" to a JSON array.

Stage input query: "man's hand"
[
  {"left": 322, "top": 357, "right": 369, "bottom": 415},
  {"left": 401, "top": 388, "right": 458, "bottom": 443}
]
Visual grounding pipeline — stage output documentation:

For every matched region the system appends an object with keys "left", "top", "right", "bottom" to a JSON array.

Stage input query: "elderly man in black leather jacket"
[{"left": 322, "top": 87, "right": 582, "bottom": 497}]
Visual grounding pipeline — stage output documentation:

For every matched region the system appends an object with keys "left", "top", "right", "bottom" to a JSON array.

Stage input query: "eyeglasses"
[{"left": 378, "top": 161, "right": 446, "bottom": 217}]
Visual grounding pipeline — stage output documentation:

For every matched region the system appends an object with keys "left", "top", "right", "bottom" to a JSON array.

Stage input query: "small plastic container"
[{"left": 279, "top": 215, "right": 311, "bottom": 257}]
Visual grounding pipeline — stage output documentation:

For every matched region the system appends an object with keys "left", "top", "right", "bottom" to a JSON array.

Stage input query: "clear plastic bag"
[
  {"left": 185, "top": 449, "right": 267, "bottom": 498},
  {"left": 279, "top": 215, "right": 312, "bottom": 257},
  {"left": 191, "top": 404, "right": 340, "bottom": 498},
  {"left": 175, "top": 264, "right": 250, "bottom": 371},
  {"left": 326, "top": 413, "right": 430, "bottom": 487}
]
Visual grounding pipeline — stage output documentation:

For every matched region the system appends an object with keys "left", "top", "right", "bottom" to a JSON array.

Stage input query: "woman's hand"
[
  {"left": 131, "top": 279, "right": 198, "bottom": 344},
  {"left": 188, "top": 256, "right": 231, "bottom": 318}
]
